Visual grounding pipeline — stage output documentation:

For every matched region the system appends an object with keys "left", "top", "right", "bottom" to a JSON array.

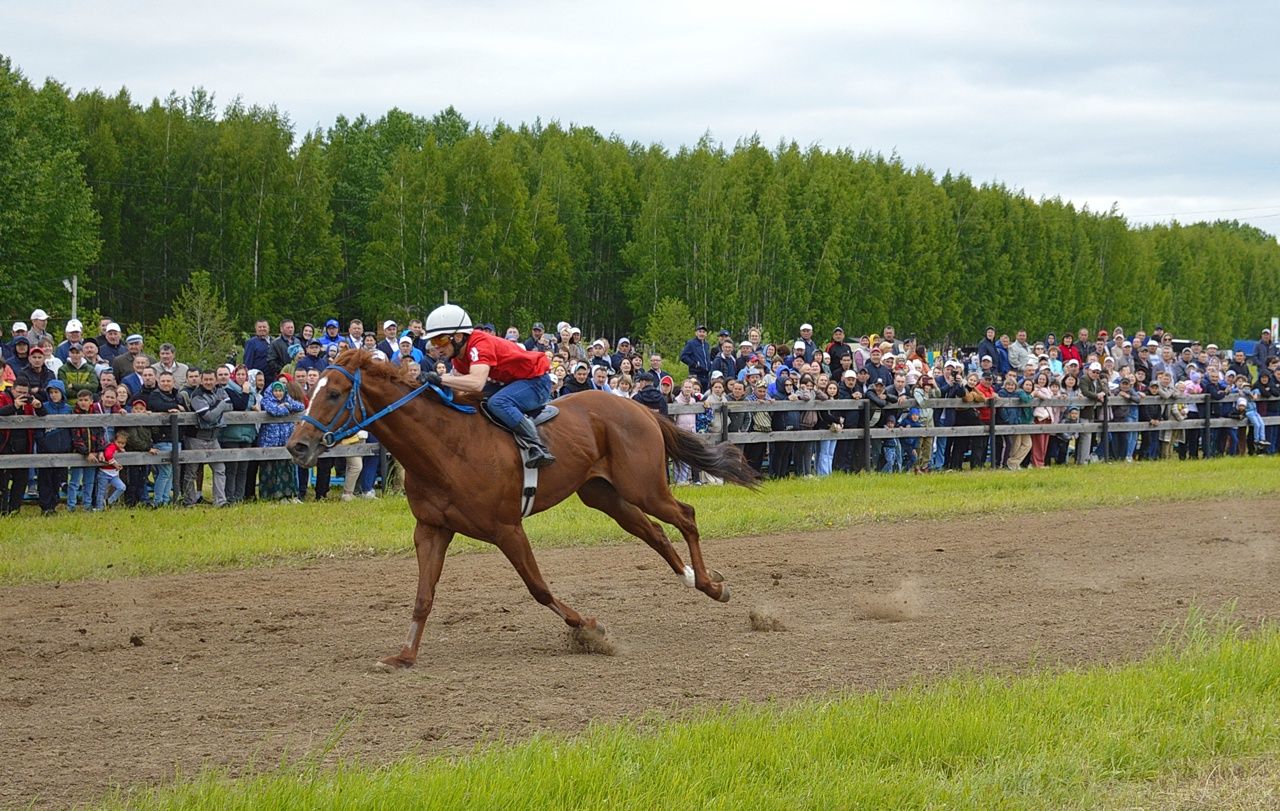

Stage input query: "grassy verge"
[
  {"left": 2, "top": 456, "right": 1274, "bottom": 586},
  {"left": 111, "top": 617, "right": 1280, "bottom": 810}
]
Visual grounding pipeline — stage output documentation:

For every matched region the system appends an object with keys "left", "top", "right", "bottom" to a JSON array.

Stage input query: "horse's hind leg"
[
  {"left": 493, "top": 523, "right": 600, "bottom": 631},
  {"left": 578, "top": 478, "right": 688, "bottom": 578},
  {"left": 626, "top": 489, "right": 729, "bottom": 603}
]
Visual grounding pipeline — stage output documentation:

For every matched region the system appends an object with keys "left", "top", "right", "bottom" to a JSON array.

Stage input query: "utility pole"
[{"left": 62, "top": 275, "right": 78, "bottom": 321}]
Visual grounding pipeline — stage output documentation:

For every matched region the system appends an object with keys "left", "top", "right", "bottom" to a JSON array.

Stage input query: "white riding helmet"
[{"left": 423, "top": 304, "right": 474, "bottom": 339}]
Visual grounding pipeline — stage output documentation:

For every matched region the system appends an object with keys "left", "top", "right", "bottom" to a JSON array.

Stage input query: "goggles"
[{"left": 428, "top": 334, "right": 452, "bottom": 348}]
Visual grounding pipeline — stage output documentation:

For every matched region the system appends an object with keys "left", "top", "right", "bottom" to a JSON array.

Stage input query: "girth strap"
[{"left": 519, "top": 447, "right": 539, "bottom": 517}]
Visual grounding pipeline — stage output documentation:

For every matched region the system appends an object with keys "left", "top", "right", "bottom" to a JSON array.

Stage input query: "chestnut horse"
[{"left": 286, "top": 349, "right": 758, "bottom": 669}]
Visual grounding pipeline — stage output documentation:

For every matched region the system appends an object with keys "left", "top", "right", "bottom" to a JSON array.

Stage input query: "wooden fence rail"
[{"left": 1, "top": 394, "right": 1274, "bottom": 479}]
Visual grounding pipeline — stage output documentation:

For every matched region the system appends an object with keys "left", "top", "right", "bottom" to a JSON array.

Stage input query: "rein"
[{"left": 300, "top": 365, "right": 475, "bottom": 448}]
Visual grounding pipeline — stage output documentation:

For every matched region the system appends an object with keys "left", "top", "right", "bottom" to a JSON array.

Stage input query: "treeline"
[{"left": 2, "top": 56, "right": 1278, "bottom": 346}]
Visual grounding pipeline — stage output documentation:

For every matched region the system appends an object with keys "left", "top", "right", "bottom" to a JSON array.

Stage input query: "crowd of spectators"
[
  {"left": 2, "top": 307, "right": 1277, "bottom": 514},
  {"left": 529, "top": 320, "right": 1279, "bottom": 481}
]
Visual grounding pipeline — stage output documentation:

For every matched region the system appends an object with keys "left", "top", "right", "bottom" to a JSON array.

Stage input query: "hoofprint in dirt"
[{"left": 2, "top": 497, "right": 1276, "bottom": 808}]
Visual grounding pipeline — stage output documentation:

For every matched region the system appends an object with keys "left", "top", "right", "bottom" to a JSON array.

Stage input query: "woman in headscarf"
[{"left": 257, "top": 380, "right": 304, "bottom": 502}]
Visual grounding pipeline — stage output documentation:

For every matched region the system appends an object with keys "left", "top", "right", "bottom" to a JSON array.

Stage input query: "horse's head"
[{"left": 286, "top": 352, "right": 367, "bottom": 467}]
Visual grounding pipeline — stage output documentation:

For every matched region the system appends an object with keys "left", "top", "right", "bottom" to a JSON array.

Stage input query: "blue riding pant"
[{"left": 487, "top": 375, "right": 552, "bottom": 429}]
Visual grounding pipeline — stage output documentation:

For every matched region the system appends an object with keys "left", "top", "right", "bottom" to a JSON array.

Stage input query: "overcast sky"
[{"left": 5, "top": 1, "right": 1278, "bottom": 235}]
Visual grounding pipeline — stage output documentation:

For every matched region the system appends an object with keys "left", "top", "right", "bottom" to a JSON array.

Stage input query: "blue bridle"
[{"left": 299, "top": 365, "right": 475, "bottom": 448}]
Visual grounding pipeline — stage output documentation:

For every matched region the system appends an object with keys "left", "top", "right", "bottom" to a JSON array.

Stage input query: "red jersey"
[{"left": 452, "top": 331, "right": 550, "bottom": 384}]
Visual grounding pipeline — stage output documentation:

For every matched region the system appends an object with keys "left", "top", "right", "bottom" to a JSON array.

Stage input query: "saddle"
[
  {"left": 478, "top": 400, "right": 559, "bottom": 518},
  {"left": 479, "top": 401, "right": 559, "bottom": 430}
]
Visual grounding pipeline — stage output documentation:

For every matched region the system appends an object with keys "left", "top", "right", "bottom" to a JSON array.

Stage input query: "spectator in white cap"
[
  {"left": 55, "top": 318, "right": 83, "bottom": 362},
  {"left": 391, "top": 335, "right": 423, "bottom": 366},
  {"left": 564, "top": 326, "right": 586, "bottom": 362},
  {"left": 28, "top": 309, "right": 51, "bottom": 347},
  {"left": 96, "top": 321, "right": 125, "bottom": 364},
  {"left": 375, "top": 320, "right": 399, "bottom": 358},
  {"left": 5, "top": 322, "right": 27, "bottom": 363},
  {"left": 795, "top": 323, "right": 817, "bottom": 362},
  {"left": 112, "top": 332, "right": 149, "bottom": 380},
  {"left": 587, "top": 339, "right": 615, "bottom": 373}
]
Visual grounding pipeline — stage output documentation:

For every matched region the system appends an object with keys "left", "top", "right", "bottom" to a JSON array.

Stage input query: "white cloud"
[{"left": 4, "top": 0, "right": 1278, "bottom": 234}]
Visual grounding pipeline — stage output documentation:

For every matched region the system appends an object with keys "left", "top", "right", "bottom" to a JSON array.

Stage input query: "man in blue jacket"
[
  {"left": 243, "top": 319, "right": 272, "bottom": 373},
  {"left": 680, "top": 325, "right": 712, "bottom": 390}
]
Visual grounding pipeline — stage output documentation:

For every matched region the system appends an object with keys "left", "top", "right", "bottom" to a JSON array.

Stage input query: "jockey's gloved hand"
[{"left": 418, "top": 370, "right": 442, "bottom": 387}]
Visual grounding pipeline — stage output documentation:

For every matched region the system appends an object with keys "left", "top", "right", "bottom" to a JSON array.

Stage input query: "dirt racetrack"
[{"left": 3, "top": 496, "right": 1278, "bottom": 807}]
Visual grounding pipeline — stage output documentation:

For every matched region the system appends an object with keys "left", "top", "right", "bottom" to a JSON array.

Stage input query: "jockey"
[{"left": 422, "top": 303, "right": 556, "bottom": 468}]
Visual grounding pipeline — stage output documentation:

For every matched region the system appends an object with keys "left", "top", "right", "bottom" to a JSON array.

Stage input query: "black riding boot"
[{"left": 512, "top": 417, "right": 556, "bottom": 468}]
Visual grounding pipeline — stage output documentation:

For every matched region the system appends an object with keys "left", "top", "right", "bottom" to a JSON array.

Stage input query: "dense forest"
[{"left": 2, "top": 56, "right": 1277, "bottom": 347}]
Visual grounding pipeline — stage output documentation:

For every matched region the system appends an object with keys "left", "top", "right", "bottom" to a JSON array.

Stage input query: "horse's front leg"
[{"left": 377, "top": 522, "right": 453, "bottom": 670}]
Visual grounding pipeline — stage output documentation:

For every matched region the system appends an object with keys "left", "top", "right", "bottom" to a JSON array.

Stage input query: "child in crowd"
[
  {"left": 94, "top": 427, "right": 129, "bottom": 509},
  {"left": 1059, "top": 406, "right": 1082, "bottom": 463},
  {"left": 124, "top": 399, "right": 155, "bottom": 506},
  {"left": 898, "top": 407, "right": 922, "bottom": 471},
  {"left": 35, "top": 380, "right": 74, "bottom": 515},
  {"left": 67, "top": 388, "right": 104, "bottom": 510},
  {"left": 1240, "top": 387, "right": 1269, "bottom": 452}
]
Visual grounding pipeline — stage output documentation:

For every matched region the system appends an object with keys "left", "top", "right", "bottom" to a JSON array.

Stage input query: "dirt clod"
[{"left": 748, "top": 607, "right": 787, "bottom": 631}]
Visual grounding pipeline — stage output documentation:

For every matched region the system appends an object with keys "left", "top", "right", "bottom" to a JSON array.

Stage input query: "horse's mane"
[
  {"left": 334, "top": 348, "right": 419, "bottom": 387},
  {"left": 332, "top": 347, "right": 483, "bottom": 407}
]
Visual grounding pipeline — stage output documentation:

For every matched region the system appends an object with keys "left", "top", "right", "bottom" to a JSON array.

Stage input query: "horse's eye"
[{"left": 329, "top": 390, "right": 340, "bottom": 400}]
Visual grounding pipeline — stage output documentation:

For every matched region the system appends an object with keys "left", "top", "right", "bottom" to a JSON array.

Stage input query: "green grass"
[
  {"left": 110, "top": 615, "right": 1280, "bottom": 810},
  {"left": 2, "top": 455, "right": 1273, "bottom": 586}
]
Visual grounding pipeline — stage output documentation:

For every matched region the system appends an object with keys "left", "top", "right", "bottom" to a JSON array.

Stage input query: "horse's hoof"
[
  {"left": 715, "top": 582, "right": 732, "bottom": 603},
  {"left": 374, "top": 655, "right": 414, "bottom": 672}
]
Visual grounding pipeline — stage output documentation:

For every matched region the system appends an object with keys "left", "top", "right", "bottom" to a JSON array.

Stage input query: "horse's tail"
[{"left": 656, "top": 416, "right": 761, "bottom": 490}]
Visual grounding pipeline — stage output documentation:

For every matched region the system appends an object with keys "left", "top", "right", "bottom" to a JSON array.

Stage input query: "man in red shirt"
[{"left": 422, "top": 304, "right": 555, "bottom": 467}]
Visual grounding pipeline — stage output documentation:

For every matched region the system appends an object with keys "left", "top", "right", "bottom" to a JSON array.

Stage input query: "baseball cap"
[
  {"left": 981, "top": 355, "right": 993, "bottom": 362},
  {"left": 65, "top": 319, "right": 83, "bottom": 333},
  {"left": 399, "top": 335, "right": 413, "bottom": 344},
  {"left": 28, "top": 345, "right": 45, "bottom": 356},
  {"left": 532, "top": 322, "right": 545, "bottom": 330},
  {"left": 841, "top": 369, "right": 856, "bottom": 378},
  {"left": 12, "top": 321, "right": 27, "bottom": 332},
  {"left": 570, "top": 327, "right": 581, "bottom": 335},
  {"left": 793, "top": 340, "right": 806, "bottom": 350},
  {"left": 695, "top": 325, "right": 707, "bottom": 332},
  {"left": 382, "top": 320, "right": 397, "bottom": 330},
  {"left": 660, "top": 374, "right": 674, "bottom": 386},
  {"left": 710, "top": 370, "right": 724, "bottom": 380},
  {"left": 833, "top": 326, "right": 845, "bottom": 333},
  {"left": 718, "top": 329, "right": 730, "bottom": 337},
  {"left": 592, "top": 339, "right": 606, "bottom": 348},
  {"left": 30, "top": 309, "right": 48, "bottom": 321},
  {"left": 800, "top": 323, "right": 813, "bottom": 331},
  {"left": 1088, "top": 362, "right": 1102, "bottom": 371},
  {"left": 325, "top": 319, "right": 339, "bottom": 328},
  {"left": 106, "top": 322, "right": 121, "bottom": 333}
]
